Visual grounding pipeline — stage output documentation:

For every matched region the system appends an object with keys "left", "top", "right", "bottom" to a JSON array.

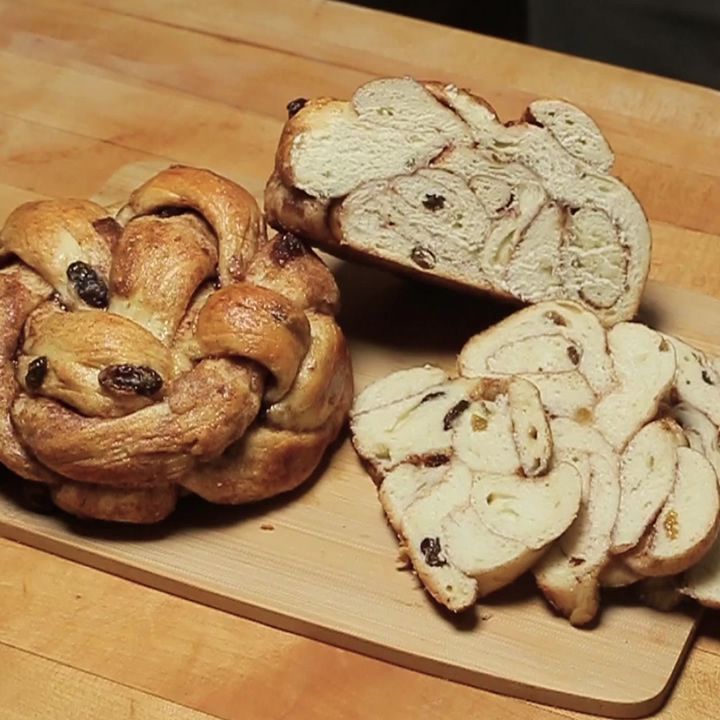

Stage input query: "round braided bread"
[{"left": 0, "top": 166, "right": 353, "bottom": 523}]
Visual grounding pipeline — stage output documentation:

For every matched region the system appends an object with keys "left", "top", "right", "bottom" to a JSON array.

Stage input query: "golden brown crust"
[
  {"left": 52, "top": 482, "right": 178, "bottom": 524},
  {"left": 12, "top": 359, "right": 264, "bottom": 486},
  {"left": 0, "top": 267, "right": 56, "bottom": 482},
  {"left": 266, "top": 312, "right": 352, "bottom": 431},
  {"left": 118, "top": 165, "right": 265, "bottom": 285},
  {"left": 17, "top": 304, "right": 174, "bottom": 418},
  {"left": 264, "top": 171, "right": 336, "bottom": 246},
  {"left": 182, "top": 377, "right": 351, "bottom": 504},
  {"left": 0, "top": 199, "right": 113, "bottom": 309},
  {"left": 109, "top": 214, "right": 218, "bottom": 342},
  {"left": 0, "top": 165, "right": 353, "bottom": 522},
  {"left": 192, "top": 283, "right": 311, "bottom": 402},
  {"left": 246, "top": 229, "right": 340, "bottom": 314}
]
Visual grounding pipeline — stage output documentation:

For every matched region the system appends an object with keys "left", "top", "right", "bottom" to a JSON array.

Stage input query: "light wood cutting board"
[{"left": 2, "top": 163, "right": 720, "bottom": 718}]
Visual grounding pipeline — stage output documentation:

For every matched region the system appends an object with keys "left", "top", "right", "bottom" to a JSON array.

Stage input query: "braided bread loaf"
[
  {"left": 265, "top": 77, "right": 651, "bottom": 326},
  {"left": 0, "top": 166, "right": 353, "bottom": 523}
]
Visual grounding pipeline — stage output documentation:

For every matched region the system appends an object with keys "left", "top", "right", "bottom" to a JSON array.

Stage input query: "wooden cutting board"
[{"left": 2, "top": 164, "right": 719, "bottom": 719}]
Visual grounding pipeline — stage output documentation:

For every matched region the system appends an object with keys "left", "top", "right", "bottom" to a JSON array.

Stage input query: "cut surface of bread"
[
  {"left": 458, "top": 300, "right": 614, "bottom": 417},
  {"left": 623, "top": 447, "right": 720, "bottom": 577},
  {"left": 611, "top": 419, "right": 686, "bottom": 554},
  {"left": 667, "top": 336, "right": 720, "bottom": 426},
  {"left": 534, "top": 418, "right": 620, "bottom": 626},
  {"left": 351, "top": 301, "right": 720, "bottom": 622},
  {"left": 351, "top": 372, "right": 469, "bottom": 474},
  {"left": 266, "top": 78, "right": 651, "bottom": 326},
  {"left": 593, "top": 324, "right": 676, "bottom": 451},
  {"left": 351, "top": 369, "right": 581, "bottom": 611},
  {"left": 670, "top": 403, "right": 720, "bottom": 480}
]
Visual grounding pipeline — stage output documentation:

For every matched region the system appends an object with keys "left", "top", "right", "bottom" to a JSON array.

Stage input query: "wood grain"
[
  {"left": 0, "top": 641, "right": 219, "bottom": 720},
  {"left": 1, "top": 1, "right": 720, "bottom": 719}
]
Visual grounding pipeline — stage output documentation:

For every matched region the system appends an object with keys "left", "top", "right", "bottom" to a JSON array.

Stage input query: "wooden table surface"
[{"left": 1, "top": 1, "right": 720, "bottom": 718}]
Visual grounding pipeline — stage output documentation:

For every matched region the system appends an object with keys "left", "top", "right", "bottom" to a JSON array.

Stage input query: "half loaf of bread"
[{"left": 266, "top": 78, "right": 651, "bottom": 326}]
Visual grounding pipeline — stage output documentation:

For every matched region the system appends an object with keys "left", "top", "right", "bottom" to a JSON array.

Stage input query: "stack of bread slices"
[{"left": 351, "top": 301, "right": 720, "bottom": 625}]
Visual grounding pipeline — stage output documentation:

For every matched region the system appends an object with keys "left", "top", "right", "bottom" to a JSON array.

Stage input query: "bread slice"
[
  {"left": 534, "top": 418, "right": 620, "bottom": 625},
  {"left": 400, "top": 459, "right": 581, "bottom": 609},
  {"left": 458, "top": 300, "right": 614, "bottom": 409},
  {"left": 350, "top": 369, "right": 470, "bottom": 475},
  {"left": 680, "top": 535, "right": 720, "bottom": 609},
  {"left": 593, "top": 324, "right": 676, "bottom": 451},
  {"left": 623, "top": 447, "right": 720, "bottom": 577},
  {"left": 455, "top": 376, "right": 552, "bottom": 477},
  {"left": 441, "top": 462, "right": 581, "bottom": 599},
  {"left": 266, "top": 78, "right": 651, "bottom": 326},
  {"left": 378, "top": 462, "right": 449, "bottom": 546},
  {"left": 611, "top": 418, "right": 687, "bottom": 554},
  {"left": 671, "top": 373, "right": 720, "bottom": 607},
  {"left": 352, "top": 365, "right": 449, "bottom": 416},
  {"left": 670, "top": 403, "right": 720, "bottom": 479},
  {"left": 667, "top": 336, "right": 720, "bottom": 426}
]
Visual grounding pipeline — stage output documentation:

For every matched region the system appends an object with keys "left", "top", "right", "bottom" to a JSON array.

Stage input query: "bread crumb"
[
  {"left": 395, "top": 545, "right": 411, "bottom": 570},
  {"left": 260, "top": 523, "right": 275, "bottom": 531}
]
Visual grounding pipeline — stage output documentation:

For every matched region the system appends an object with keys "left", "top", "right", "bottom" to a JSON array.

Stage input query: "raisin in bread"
[
  {"left": 351, "top": 372, "right": 582, "bottom": 611},
  {"left": 266, "top": 78, "right": 651, "bottom": 326}
]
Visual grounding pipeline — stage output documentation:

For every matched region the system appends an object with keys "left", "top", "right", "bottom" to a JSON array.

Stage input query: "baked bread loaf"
[
  {"left": 265, "top": 77, "right": 651, "bottom": 326},
  {"left": 352, "top": 300, "right": 720, "bottom": 624},
  {"left": 0, "top": 166, "right": 353, "bottom": 523}
]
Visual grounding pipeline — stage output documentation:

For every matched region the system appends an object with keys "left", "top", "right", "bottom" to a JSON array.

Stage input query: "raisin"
[
  {"left": 410, "top": 245, "right": 436, "bottom": 270},
  {"left": 98, "top": 364, "right": 163, "bottom": 397},
  {"left": 25, "top": 356, "right": 48, "bottom": 391},
  {"left": 92, "top": 217, "right": 123, "bottom": 246},
  {"left": 443, "top": 399, "right": 470, "bottom": 431},
  {"left": 153, "top": 205, "right": 190, "bottom": 219},
  {"left": 471, "top": 414, "right": 488, "bottom": 431},
  {"left": 567, "top": 345, "right": 581, "bottom": 365},
  {"left": 270, "top": 232, "right": 305, "bottom": 267},
  {"left": 544, "top": 310, "right": 567, "bottom": 326},
  {"left": 406, "top": 452, "right": 450, "bottom": 468},
  {"left": 569, "top": 556, "right": 585, "bottom": 567},
  {"left": 420, "top": 537, "right": 447, "bottom": 567},
  {"left": 419, "top": 390, "right": 446, "bottom": 404},
  {"left": 66, "top": 261, "right": 109, "bottom": 308},
  {"left": 702, "top": 370, "right": 716, "bottom": 386},
  {"left": 286, "top": 97, "right": 307, "bottom": 118},
  {"left": 422, "top": 193, "right": 446, "bottom": 211},
  {"left": 658, "top": 338, "right": 670, "bottom": 352},
  {"left": 422, "top": 453, "right": 450, "bottom": 468}
]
